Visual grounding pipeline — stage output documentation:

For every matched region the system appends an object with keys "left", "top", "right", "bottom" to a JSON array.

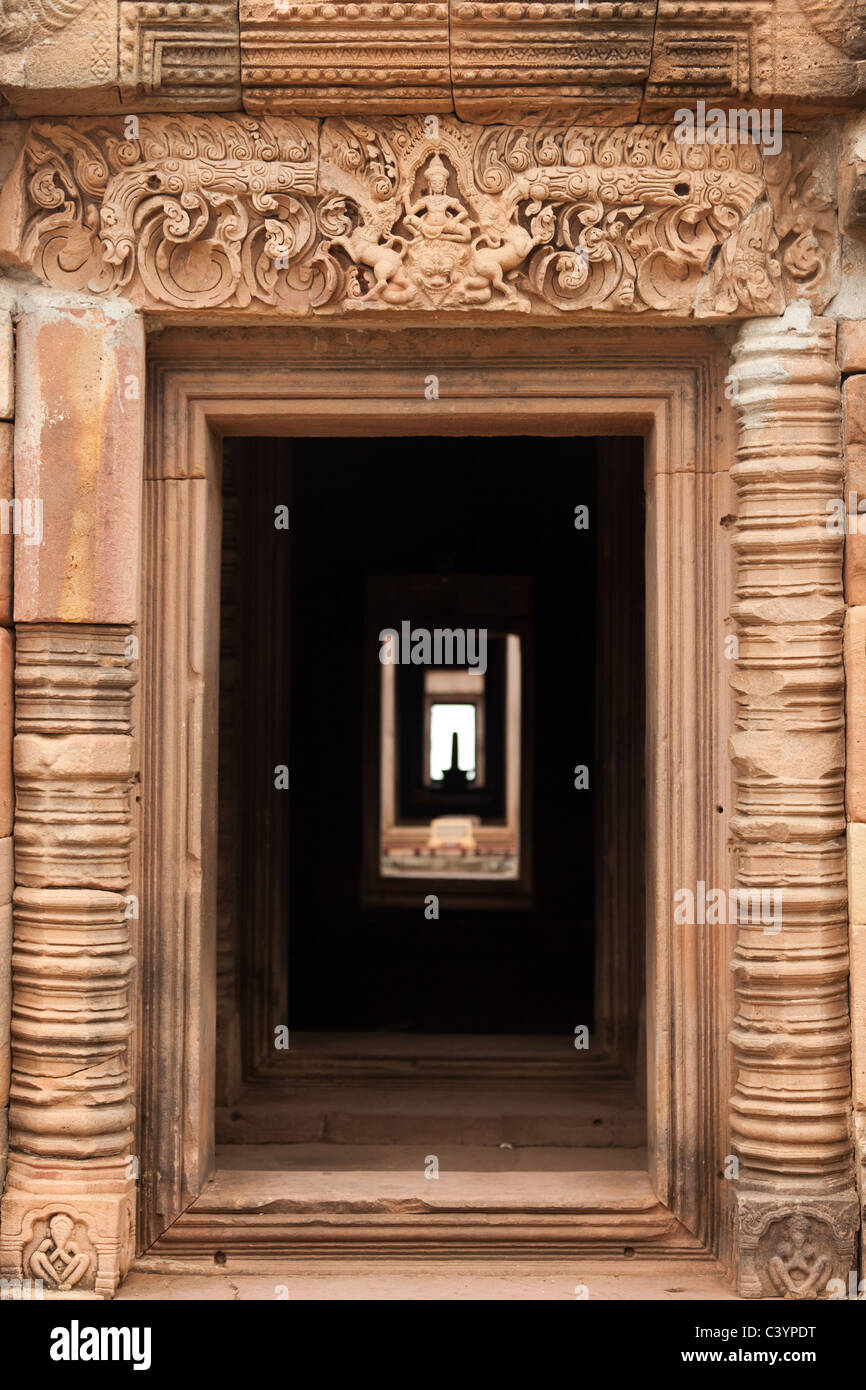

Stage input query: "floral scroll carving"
[
  {"left": 9, "top": 115, "right": 319, "bottom": 309},
  {"left": 0, "top": 114, "right": 839, "bottom": 318},
  {"left": 765, "top": 136, "right": 840, "bottom": 313},
  {"left": 312, "top": 119, "right": 769, "bottom": 315}
]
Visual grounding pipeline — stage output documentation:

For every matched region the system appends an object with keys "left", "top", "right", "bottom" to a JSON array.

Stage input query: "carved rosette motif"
[
  {"left": 0, "top": 113, "right": 836, "bottom": 319},
  {"left": 0, "top": 626, "right": 137, "bottom": 1298},
  {"left": 728, "top": 310, "right": 859, "bottom": 1299},
  {"left": 0, "top": 0, "right": 91, "bottom": 49}
]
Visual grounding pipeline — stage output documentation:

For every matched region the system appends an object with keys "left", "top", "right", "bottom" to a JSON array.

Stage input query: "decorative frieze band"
[
  {"left": 0, "top": 114, "right": 839, "bottom": 318},
  {"left": 0, "top": 0, "right": 860, "bottom": 117},
  {"left": 727, "top": 307, "right": 859, "bottom": 1298}
]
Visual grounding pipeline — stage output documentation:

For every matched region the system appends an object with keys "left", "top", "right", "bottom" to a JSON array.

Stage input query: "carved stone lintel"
[
  {"left": 0, "top": 113, "right": 838, "bottom": 320},
  {"left": 450, "top": 2, "right": 655, "bottom": 123}
]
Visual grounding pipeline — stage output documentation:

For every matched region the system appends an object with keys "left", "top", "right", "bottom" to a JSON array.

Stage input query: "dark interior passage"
[{"left": 219, "top": 434, "right": 644, "bottom": 1045}]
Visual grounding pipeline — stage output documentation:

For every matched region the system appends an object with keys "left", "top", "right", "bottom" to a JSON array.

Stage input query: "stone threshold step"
[
  {"left": 215, "top": 1143, "right": 650, "bottom": 1173},
  {"left": 216, "top": 1081, "right": 646, "bottom": 1147},
  {"left": 256, "top": 1032, "right": 631, "bottom": 1083},
  {"left": 122, "top": 1259, "right": 736, "bottom": 1300},
  {"left": 145, "top": 1166, "right": 705, "bottom": 1260},
  {"left": 194, "top": 1165, "right": 658, "bottom": 1214}
]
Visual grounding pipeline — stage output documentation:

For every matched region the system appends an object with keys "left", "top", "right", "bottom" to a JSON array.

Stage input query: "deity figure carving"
[{"left": 28, "top": 1214, "right": 92, "bottom": 1291}]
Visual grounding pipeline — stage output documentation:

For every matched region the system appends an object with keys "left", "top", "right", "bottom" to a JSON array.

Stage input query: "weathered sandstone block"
[
  {"left": 120, "top": 0, "right": 241, "bottom": 109},
  {"left": 839, "top": 322, "right": 866, "bottom": 374},
  {"left": 847, "top": 607, "right": 866, "bottom": 823},
  {"left": 13, "top": 308, "right": 144, "bottom": 626},
  {"left": 0, "top": 422, "right": 12, "bottom": 627},
  {"left": 241, "top": 0, "right": 449, "bottom": 113},
  {"left": 0, "top": 0, "right": 120, "bottom": 115},
  {"left": 0, "top": 629, "right": 11, "bottom": 839},
  {"left": 848, "top": 822, "right": 866, "bottom": 925},
  {"left": 851, "top": 923, "right": 866, "bottom": 1114},
  {"left": 0, "top": 311, "right": 12, "bottom": 421}
]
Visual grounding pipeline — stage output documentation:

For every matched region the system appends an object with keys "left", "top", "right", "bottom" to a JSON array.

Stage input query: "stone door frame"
[
  {"left": 138, "top": 321, "right": 734, "bottom": 1257},
  {"left": 0, "top": 307, "right": 858, "bottom": 1298}
]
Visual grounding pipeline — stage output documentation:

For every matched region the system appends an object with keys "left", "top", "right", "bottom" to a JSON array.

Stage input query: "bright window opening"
[{"left": 430, "top": 703, "right": 477, "bottom": 782}]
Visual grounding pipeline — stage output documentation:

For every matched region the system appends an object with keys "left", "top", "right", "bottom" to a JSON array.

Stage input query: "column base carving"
[
  {"left": 734, "top": 1189, "right": 860, "bottom": 1299},
  {"left": 0, "top": 1155, "right": 134, "bottom": 1298}
]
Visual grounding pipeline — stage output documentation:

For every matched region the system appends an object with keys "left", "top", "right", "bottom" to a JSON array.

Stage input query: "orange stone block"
[
  {"left": 845, "top": 374, "right": 866, "bottom": 448},
  {"left": 13, "top": 308, "right": 144, "bottom": 625},
  {"left": 846, "top": 606, "right": 866, "bottom": 823},
  {"left": 0, "top": 311, "right": 11, "bottom": 420},
  {"left": 0, "top": 629, "right": 11, "bottom": 840},
  {"left": 839, "top": 322, "right": 866, "bottom": 375},
  {"left": 0, "top": 423, "right": 11, "bottom": 626}
]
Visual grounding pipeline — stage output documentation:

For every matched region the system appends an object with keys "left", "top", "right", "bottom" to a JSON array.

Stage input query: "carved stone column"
[
  {"left": 727, "top": 306, "right": 859, "bottom": 1298},
  {"left": 0, "top": 306, "right": 143, "bottom": 1299}
]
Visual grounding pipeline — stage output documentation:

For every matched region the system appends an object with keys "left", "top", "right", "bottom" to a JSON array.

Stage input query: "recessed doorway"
[{"left": 197, "top": 431, "right": 674, "bottom": 1257}]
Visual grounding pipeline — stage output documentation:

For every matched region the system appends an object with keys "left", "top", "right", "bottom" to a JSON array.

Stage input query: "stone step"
[
  {"left": 216, "top": 1081, "right": 647, "bottom": 1148},
  {"left": 195, "top": 1164, "right": 659, "bottom": 1215},
  {"left": 215, "top": 1143, "right": 649, "bottom": 1173},
  {"left": 256, "top": 1031, "right": 628, "bottom": 1083},
  {"left": 145, "top": 1163, "right": 705, "bottom": 1260},
  {"left": 121, "top": 1260, "right": 737, "bottom": 1301}
]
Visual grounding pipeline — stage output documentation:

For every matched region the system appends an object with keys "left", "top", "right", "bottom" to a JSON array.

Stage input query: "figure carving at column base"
[
  {"left": 0, "top": 1155, "right": 135, "bottom": 1299},
  {"left": 734, "top": 1190, "right": 860, "bottom": 1299}
]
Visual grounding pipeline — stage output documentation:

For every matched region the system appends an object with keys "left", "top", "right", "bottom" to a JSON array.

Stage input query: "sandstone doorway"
[
  {"left": 173, "top": 430, "right": 679, "bottom": 1257},
  {"left": 137, "top": 326, "right": 731, "bottom": 1269}
]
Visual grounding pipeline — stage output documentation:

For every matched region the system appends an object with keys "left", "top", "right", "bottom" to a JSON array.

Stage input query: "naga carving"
[{"left": 0, "top": 112, "right": 833, "bottom": 319}]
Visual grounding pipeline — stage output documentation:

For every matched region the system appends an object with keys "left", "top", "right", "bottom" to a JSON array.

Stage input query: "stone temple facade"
[{"left": 0, "top": 0, "right": 866, "bottom": 1302}]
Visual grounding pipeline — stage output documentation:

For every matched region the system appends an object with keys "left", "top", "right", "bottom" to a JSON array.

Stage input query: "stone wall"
[
  {"left": 840, "top": 323, "right": 866, "bottom": 1269},
  {"left": 0, "top": 309, "right": 12, "bottom": 1198}
]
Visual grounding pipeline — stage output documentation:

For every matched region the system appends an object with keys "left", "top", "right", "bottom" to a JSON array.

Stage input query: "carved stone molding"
[
  {"left": 644, "top": 0, "right": 775, "bottom": 115},
  {"left": 728, "top": 308, "right": 859, "bottom": 1298},
  {"left": 449, "top": 1, "right": 656, "bottom": 123},
  {"left": 241, "top": 0, "right": 451, "bottom": 115},
  {"left": 119, "top": 0, "right": 241, "bottom": 108},
  {"left": 1, "top": 0, "right": 863, "bottom": 116},
  {"left": 0, "top": 114, "right": 840, "bottom": 320},
  {"left": 0, "top": 623, "right": 137, "bottom": 1297}
]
